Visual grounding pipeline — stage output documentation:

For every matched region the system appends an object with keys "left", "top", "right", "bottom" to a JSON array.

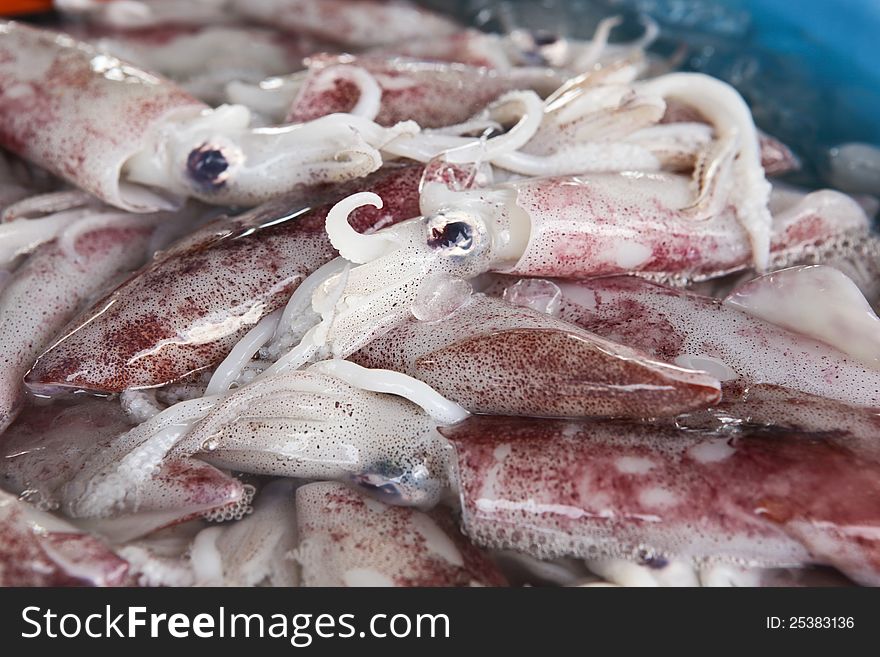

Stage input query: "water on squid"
[
  {"left": 0, "top": 398, "right": 251, "bottom": 543},
  {"left": 25, "top": 163, "right": 428, "bottom": 395},
  {"left": 293, "top": 481, "right": 507, "bottom": 587},
  {"left": 350, "top": 292, "right": 721, "bottom": 419},
  {"left": 444, "top": 414, "right": 880, "bottom": 586},
  {"left": 300, "top": 169, "right": 870, "bottom": 363}
]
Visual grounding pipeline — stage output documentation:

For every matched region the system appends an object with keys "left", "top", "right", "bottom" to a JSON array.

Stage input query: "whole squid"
[
  {"left": 26, "top": 163, "right": 426, "bottom": 394},
  {"left": 292, "top": 173, "right": 868, "bottom": 364}
]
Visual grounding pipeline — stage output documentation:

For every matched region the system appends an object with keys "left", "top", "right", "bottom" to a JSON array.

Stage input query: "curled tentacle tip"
[{"left": 325, "top": 191, "right": 398, "bottom": 264}]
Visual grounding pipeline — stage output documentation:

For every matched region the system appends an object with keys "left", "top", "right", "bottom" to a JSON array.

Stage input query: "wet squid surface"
[{"left": 0, "top": 3, "right": 878, "bottom": 587}]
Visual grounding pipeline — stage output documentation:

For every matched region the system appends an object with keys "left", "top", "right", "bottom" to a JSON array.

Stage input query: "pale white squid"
[
  {"left": 0, "top": 22, "right": 504, "bottom": 212},
  {"left": 280, "top": 173, "right": 868, "bottom": 367}
]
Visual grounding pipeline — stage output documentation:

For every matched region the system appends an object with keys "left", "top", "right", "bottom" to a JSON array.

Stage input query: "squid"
[
  {"left": 167, "top": 361, "right": 461, "bottom": 510},
  {"left": 368, "top": 28, "right": 520, "bottom": 69},
  {"left": 54, "top": 0, "right": 235, "bottom": 29},
  {"left": 350, "top": 292, "right": 721, "bottom": 418},
  {"left": 0, "top": 488, "right": 130, "bottom": 586},
  {"left": 294, "top": 481, "right": 506, "bottom": 587},
  {"left": 0, "top": 22, "right": 444, "bottom": 212},
  {"left": 0, "top": 215, "right": 160, "bottom": 433},
  {"left": 285, "top": 53, "right": 566, "bottom": 129},
  {"left": 443, "top": 415, "right": 880, "bottom": 586},
  {"left": 188, "top": 479, "right": 299, "bottom": 586},
  {"left": 0, "top": 398, "right": 251, "bottom": 543},
  {"left": 25, "top": 163, "right": 427, "bottom": 394},
  {"left": 584, "top": 556, "right": 852, "bottom": 587},
  {"left": 110, "top": 504, "right": 311, "bottom": 586},
  {"left": 84, "top": 24, "right": 324, "bottom": 105},
  {"left": 293, "top": 173, "right": 869, "bottom": 364},
  {"left": 525, "top": 274, "right": 880, "bottom": 407},
  {"left": 49, "top": 355, "right": 468, "bottom": 523},
  {"left": 371, "top": 15, "right": 658, "bottom": 73},
  {"left": 497, "top": 71, "right": 774, "bottom": 267},
  {"left": 0, "top": 149, "right": 53, "bottom": 213},
  {"left": 117, "top": 522, "right": 203, "bottom": 587},
  {"left": 520, "top": 65, "right": 798, "bottom": 179},
  {"left": 724, "top": 265, "right": 880, "bottom": 369},
  {"left": 659, "top": 99, "right": 800, "bottom": 177}
]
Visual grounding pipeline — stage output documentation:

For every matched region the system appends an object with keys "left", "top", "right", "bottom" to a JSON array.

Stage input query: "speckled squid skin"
[
  {"left": 287, "top": 54, "right": 564, "bottom": 128},
  {"left": 0, "top": 21, "right": 207, "bottom": 211},
  {"left": 26, "top": 164, "right": 426, "bottom": 394},
  {"left": 0, "top": 223, "right": 155, "bottom": 434},
  {"left": 0, "top": 488, "right": 129, "bottom": 586},
  {"left": 503, "top": 173, "right": 869, "bottom": 281},
  {"left": 443, "top": 415, "right": 880, "bottom": 585},
  {"left": 174, "top": 367, "right": 449, "bottom": 508},
  {"left": 350, "top": 293, "right": 721, "bottom": 418},
  {"left": 294, "top": 482, "right": 507, "bottom": 587},
  {"left": 0, "top": 398, "right": 248, "bottom": 542},
  {"left": 546, "top": 276, "right": 880, "bottom": 407},
  {"left": 235, "top": 0, "right": 459, "bottom": 48}
]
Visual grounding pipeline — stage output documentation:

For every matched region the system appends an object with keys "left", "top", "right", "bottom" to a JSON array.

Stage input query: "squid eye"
[
  {"left": 350, "top": 467, "right": 406, "bottom": 503},
  {"left": 350, "top": 459, "right": 439, "bottom": 507},
  {"left": 531, "top": 30, "right": 560, "bottom": 47},
  {"left": 426, "top": 212, "right": 480, "bottom": 257},
  {"left": 187, "top": 144, "right": 230, "bottom": 189},
  {"left": 428, "top": 221, "right": 473, "bottom": 251}
]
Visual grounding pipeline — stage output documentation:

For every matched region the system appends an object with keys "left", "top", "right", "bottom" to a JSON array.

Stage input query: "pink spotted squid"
[
  {"left": 2, "top": 5, "right": 880, "bottom": 589},
  {"left": 0, "top": 21, "right": 516, "bottom": 212},
  {"left": 286, "top": 170, "right": 870, "bottom": 365}
]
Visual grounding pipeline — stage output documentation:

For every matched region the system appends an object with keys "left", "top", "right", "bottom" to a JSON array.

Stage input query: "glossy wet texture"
[
  {"left": 294, "top": 481, "right": 507, "bottom": 587},
  {"left": 444, "top": 415, "right": 880, "bottom": 585},
  {"left": 0, "top": 4, "right": 877, "bottom": 588},
  {"left": 26, "top": 164, "right": 425, "bottom": 393},
  {"left": 352, "top": 294, "right": 721, "bottom": 418}
]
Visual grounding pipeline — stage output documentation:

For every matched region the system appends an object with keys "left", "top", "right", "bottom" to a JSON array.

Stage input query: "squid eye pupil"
[
  {"left": 427, "top": 220, "right": 474, "bottom": 252},
  {"left": 350, "top": 469, "right": 405, "bottom": 502},
  {"left": 187, "top": 145, "right": 229, "bottom": 188},
  {"left": 532, "top": 30, "right": 559, "bottom": 46}
]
